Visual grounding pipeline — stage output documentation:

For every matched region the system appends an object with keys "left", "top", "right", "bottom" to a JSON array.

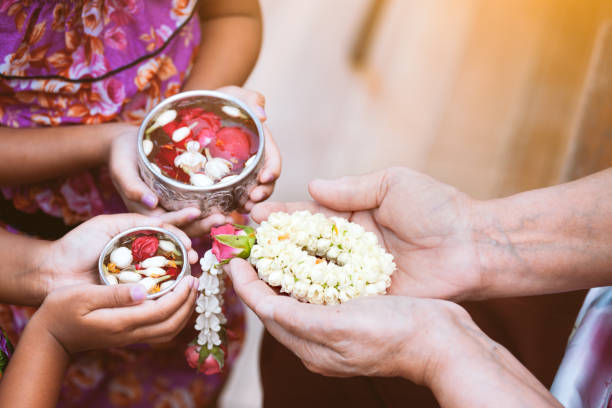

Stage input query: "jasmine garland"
[{"left": 249, "top": 211, "right": 396, "bottom": 305}]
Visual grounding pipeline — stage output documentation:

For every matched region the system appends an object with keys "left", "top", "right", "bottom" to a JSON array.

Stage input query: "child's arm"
[
  {"left": 0, "top": 122, "right": 132, "bottom": 186},
  {"left": 183, "top": 0, "right": 263, "bottom": 91},
  {"left": 0, "top": 278, "right": 198, "bottom": 407},
  {"left": 0, "top": 316, "right": 69, "bottom": 408}
]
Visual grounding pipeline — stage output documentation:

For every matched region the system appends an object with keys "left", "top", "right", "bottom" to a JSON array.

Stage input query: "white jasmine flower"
[
  {"left": 221, "top": 105, "right": 245, "bottom": 118},
  {"left": 147, "top": 109, "right": 177, "bottom": 133},
  {"left": 160, "top": 280, "right": 175, "bottom": 291},
  {"left": 117, "top": 271, "right": 142, "bottom": 283},
  {"left": 205, "top": 158, "right": 232, "bottom": 181},
  {"left": 190, "top": 173, "right": 214, "bottom": 187},
  {"left": 142, "top": 139, "right": 153, "bottom": 156},
  {"left": 141, "top": 266, "right": 166, "bottom": 277},
  {"left": 110, "top": 247, "right": 133, "bottom": 269},
  {"left": 175, "top": 151, "right": 206, "bottom": 174},
  {"left": 200, "top": 249, "right": 218, "bottom": 272},
  {"left": 141, "top": 256, "right": 169, "bottom": 268},
  {"left": 158, "top": 240, "right": 176, "bottom": 253},
  {"left": 172, "top": 126, "right": 191, "bottom": 142},
  {"left": 249, "top": 211, "right": 396, "bottom": 305}
]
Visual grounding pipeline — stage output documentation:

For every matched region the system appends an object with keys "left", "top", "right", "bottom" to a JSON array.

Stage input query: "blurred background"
[{"left": 221, "top": 0, "right": 612, "bottom": 406}]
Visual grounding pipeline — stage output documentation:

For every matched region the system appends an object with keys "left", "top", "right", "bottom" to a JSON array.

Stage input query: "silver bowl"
[
  {"left": 137, "top": 90, "right": 265, "bottom": 216},
  {"left": 98, "top": 226, "right": 191, "bottom": 299}
]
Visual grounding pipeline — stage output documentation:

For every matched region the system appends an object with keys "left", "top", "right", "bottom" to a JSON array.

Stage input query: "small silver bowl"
[
  {"left": 137, "top": 90, "right": 265, "bottom": 216},
  {"left": 98, "top": 226, "right": 191, "bottom": 299}
]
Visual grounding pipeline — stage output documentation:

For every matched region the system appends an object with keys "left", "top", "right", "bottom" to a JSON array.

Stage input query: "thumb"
[
  {"left": 87, "top": 284, "right": 148, "bottom": 310},
  {"left": 308, "top": 170, "right": 389, "bottom": 212}
]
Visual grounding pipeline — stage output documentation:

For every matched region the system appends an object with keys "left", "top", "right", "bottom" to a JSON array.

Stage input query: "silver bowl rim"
[
  {"left": 137, "top": 90, "right": 266, "bottom": 191},
  {"left": 98, "top": 226, "right": 190, "bottom": 299}
]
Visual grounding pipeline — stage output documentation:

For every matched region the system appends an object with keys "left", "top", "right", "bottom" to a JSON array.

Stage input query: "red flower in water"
[
  {"left": 209, "top": 127, "right": 251, "bottom": 161},
  {"left": 162, "top": 121, "right": 180, "bottom": 136},
  {"left": 132, "top": 235, "right": 159, "bottom": 262},
  {"left": 165, "top": 266, "right": 180, "bottom": 278},
  {"left": 191, "top": 112, "right": 222, "bottom": 146},
  {"left": 180, "top": 107, "right": 206, "bottom": 122},
  {"left": 154, "top": 145, "right": 190, "bottom": 183}
]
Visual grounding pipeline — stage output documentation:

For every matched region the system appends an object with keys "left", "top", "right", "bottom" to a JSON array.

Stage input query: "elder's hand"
[
  {"left": 32, "top": 275, "right": 198, "bottom": 352},
  {"left": 227, "top": 258, "right": 466, "bottom": 382},
  {"left": 40, "top": 214, "right": 198, "bottom": 299},
  {"left": 252, "top": 167, "right": 481, "bottom": 301}
]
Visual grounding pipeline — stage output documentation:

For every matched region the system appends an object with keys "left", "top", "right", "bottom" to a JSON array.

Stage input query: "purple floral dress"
[{"left": 0, "top": 1, "right": 245, "bottom": 406}]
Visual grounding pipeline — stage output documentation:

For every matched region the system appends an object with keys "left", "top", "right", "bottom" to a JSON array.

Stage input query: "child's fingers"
[
  {"left": 181, "top": 213, "right": 227, "bottom": 237},
  {"left": 161, "top": 223, "right": 193, "bottom": 250},
  {"left": 249, "top": 184, "right": 275, "bottom": 203},
  {"left": 84, "top": 284, "right": 147, "bottom": 311},
  {"left": 259, "top": 126, "right": 281, "bottom": 184},
  {"left": 157, "top": 207, "right": 202, "bottom": 226},
  {"left": 131, "top": 280, "right": 198, "bottom": 343},
  {"left": 216, "top": 86, "right": 267, "bottom": 122},
  {"left": 90, "top": 276, "right": 195, "bottom": 328}
]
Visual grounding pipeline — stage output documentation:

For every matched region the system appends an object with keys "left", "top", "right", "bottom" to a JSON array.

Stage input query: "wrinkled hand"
[
  {"left": 109, "top": 87, "right": 281, "bottom": 236},
  {"left": 33, "top": 275, "right": 199, "bottom": 353},
  {"left": 42, "top": 214, "right": 198, "bottom": 296},
  {"left": 251, "top": 167, "right": 482, "bottom": 301},
  {"left": 227, "top": 258, "right": 470, "bottom": 383}
]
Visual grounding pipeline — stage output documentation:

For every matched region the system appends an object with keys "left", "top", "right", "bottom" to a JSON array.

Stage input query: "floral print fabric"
[
  {"left": 0, "top": 0, "right": 200, "bottom": 224},
  {"left": 0, "top": 1, "right": 246, "bottom": 406}
]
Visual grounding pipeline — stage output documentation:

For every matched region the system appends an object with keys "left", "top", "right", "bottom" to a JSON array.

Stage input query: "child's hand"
[
  {"left": 109, "top": 87, "right": 281, "bottom": 236},
  {"left": 41, "top": 214, "right": 198, "bottom": 301},
  {"left": 32, "top": 276, "right": 199, "bottom": 353},
  {"left": 216, "top": 86, "right": 282, "bottom": 214}
]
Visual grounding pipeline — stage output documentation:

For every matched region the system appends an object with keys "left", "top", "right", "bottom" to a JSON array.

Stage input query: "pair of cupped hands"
[{"left": 26, "top": 86, "right": 281, "bottom": 357}]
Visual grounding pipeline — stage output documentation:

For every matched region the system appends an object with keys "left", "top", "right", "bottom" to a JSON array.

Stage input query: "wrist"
[
  {"left": 26, "top": 312, "right": 70, "bottom": 362},
  {"left": 103, "top": 122, "right": 137, "bottom": 162},
  {"left": 19, "top": 239, "right": 55, "bottom": 306}
]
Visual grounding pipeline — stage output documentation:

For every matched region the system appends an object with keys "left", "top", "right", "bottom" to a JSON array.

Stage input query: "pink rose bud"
[
  {"left": 185, "top": 345, "right": 200, "bottom": 369},
  {"left": 211, "top": 224, "right": 255, "bottom": 261},
  {"left": 200, "top": 354, "right": 222, "bottom": 375}
]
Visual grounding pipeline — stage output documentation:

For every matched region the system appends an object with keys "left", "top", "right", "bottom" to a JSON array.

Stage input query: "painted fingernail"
[
  {"left": 261, "top": 171, "right": 274, "bottom": 183},
  {"left": 191, "top": 277, "right": 199, "bottom": 289},
  {"left": 187, "top": 209, "right": 201, "bottom": 221},
  {"left": 142, "top": 194, "right": 157, "bottom": 209},
  {"left": 256, "top": 106, "right": 266, "bottom": 119},
  {"left": 130, "top": 285, "right": 147, "bottom": 301}
]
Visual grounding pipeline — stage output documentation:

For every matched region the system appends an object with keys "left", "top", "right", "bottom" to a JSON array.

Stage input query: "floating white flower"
[
  {"left": 142, "top": 139, "right": 153, "bottom": 156},
  {"left": 205, "top": 157, "right": 232, "bottom": 181},
  {"left": 172, "top": 126, "right": 191, "bottom": 142},
  {"left": 174, "top": 151, "right": 206, "bottom": 174},
  {"left": 146, "top": 109, "right": 177, "bottom": 133},
  {"left": 110, "top": 247, "right": 133, "bottom": 269}
]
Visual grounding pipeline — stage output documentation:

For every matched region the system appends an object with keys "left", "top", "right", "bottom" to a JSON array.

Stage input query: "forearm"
[
  {"left": 0, "top": 122, "right": 129, "bottom": 185},
  {"left": 473, "top": 168, "right": 612, "bottom": 298},
  {"left": 429, "top": 327, "right": 562, "bottom": 408},
  {"left": 0, "top": 229, "right": 51, "bottom": 306},
  {"left": 182, "top": 0, "right": 262, "bottom": 90},
  {"left": 0, "top": 316, "right": 69, "bottom": 408}
]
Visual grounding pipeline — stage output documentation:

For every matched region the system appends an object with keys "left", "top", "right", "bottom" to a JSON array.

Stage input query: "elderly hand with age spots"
[{"left": 227, "top": 259, "right": 562, "bottom": 408}]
